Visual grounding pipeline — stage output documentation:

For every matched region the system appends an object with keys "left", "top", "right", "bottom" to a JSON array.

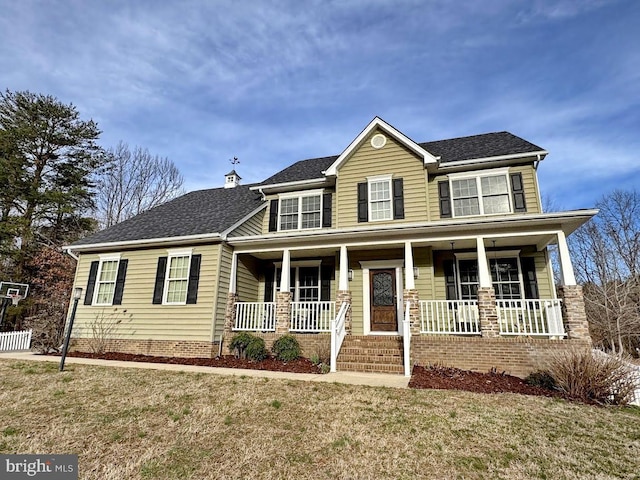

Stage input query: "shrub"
[
  {"left": 229, "top": 332, "right": 255, "bottom": 359},
  {"left": 545, "top": 349, "right": 637, "bottom": 405},
  {"left": 245, "top": 336, "right": 268, "bottom": 361},
  {"left": 272, "top": 335, "right": 301, "bottom": 362},
  {"left": 525, "top": 370, "right": 557, "bottom": 390}
]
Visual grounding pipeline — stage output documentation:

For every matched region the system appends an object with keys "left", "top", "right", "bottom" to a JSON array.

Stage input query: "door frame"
[{"left": 360, "top": 260, "right": 404, "bottom": 335}]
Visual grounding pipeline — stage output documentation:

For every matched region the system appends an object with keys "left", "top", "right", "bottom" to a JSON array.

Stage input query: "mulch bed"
[
  {"left": 409, "top": 364, "right": 570, "bottom": 400},
  {"left": 57, "top": 351, "right": 324, "bottom": 374}
]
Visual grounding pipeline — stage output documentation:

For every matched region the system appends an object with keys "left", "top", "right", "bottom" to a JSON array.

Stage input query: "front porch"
[{"left": 226, "top": 228, "right": 591, "bottom": 377}]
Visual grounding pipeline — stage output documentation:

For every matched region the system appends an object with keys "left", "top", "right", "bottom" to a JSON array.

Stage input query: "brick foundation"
[
  {"left": 557, "top": 285, "right": 592, "bottom": 343},
  {"left": 70, "top": 338, "right": 220, "bottom": 358},
  {"left": 411, "top": 336, "right": 592, "bottom": 378},
  {"left": 478, "top": 288, "right": 499, "bottom": 338},
  {"left": 225, "top": 332, "right": 331, "bottom": 360}
]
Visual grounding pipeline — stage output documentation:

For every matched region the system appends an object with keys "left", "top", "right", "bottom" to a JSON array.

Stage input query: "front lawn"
[{"left": 0, "top": 360, "right": 638, "bottom": 479}]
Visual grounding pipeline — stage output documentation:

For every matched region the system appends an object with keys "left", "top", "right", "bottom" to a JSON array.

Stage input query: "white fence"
[
  {"left": 419, "top": 300, "right": 480, "bottom": 334},
  {"left": 290, "top": 301, "right": 334, "bottom": 332},
  {"left": 234, "top": 302, "right": 276, "bottom": 331},
  {"left": 0, "top": 329, "right": 32, "bottom": 351},
  {"left": 497, "top": 299, "right": 564, "bottom": 336}
]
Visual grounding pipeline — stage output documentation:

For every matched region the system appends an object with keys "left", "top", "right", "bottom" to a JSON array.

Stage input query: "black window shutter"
[
  {"left": 152, "top": 257, "right": 167, "bottom": 304},
  {"left": 268, "top": 199, "right": 279, "bottom": 231},
  {"left": 521, "top": 257, "right": 539, "bottom": 299},
  {"left": 320, "top": 265, "right": 332, "bottom": 301},
  {"left": 510, "top": 173, "right": 527, "bottom": 212},
  {"left": 112, "top": 259, "right": 128, "bottom": 305},
  {"left": 84, "top": 261, "right": 99, "bottom": 305},
  {"left": 264, "top": 266, "right": 275, "bottom": 302},
  {"left": 392, "top": 178, "right": 405, "bottom": 220},
  {"left": 443, "top": 259, "right": 458, "bottom": 300},
  {"left": 357, "top": 182, "right": 368, "bottom": 222},
  {"left": 186, "top": 254, "right": 202, "bottom": 304},
  {"left": 322, "top": 193, "right": 332, "bottom": 228},
  {"left": 438, "top": 181, "right": 452, "bottom": 218}
]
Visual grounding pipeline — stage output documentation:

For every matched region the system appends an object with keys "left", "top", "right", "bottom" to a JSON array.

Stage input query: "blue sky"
[{"left": 1, "top": 0, "right": 638, "bottom": 210}]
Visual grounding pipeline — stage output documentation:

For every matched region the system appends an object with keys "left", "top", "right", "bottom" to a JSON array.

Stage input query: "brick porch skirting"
[
  {"left": 70, "top": 338, "right": 220, "bottom": 359},
  {"left": 411, "top": 336, "right": 592, "bottom": 378},
  {"left": 223, "top": 332, "right": 331, "bottom": 358}
]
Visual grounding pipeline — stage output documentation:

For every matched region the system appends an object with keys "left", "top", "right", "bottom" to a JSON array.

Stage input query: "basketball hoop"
[{"left": 9, "top": 294, "right": 22, "bottom": 306}]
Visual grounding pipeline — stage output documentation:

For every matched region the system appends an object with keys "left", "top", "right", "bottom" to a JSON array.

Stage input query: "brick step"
[
  {"left": 337, "top": 355, "right": 403, "bottom": 365},
  {"left": 340, "top": 347, "right": 403, "bottom": 355},
  {"left": 337, "top": 362, "right": 405, "bottom": 374}
]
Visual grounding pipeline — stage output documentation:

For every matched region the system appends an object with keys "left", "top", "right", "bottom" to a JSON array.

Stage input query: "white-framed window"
[
  {"left": 274, "top": 261, "right": 321, "bottom": 301},
  {"left": 163, "top": 249, "right": 192, "bottom": 304},
  {"left": 93, "top": 254, "right": 121, "bottom": 305},
  {"left": 278, "top": 191, "right": 322, "bottom": 231},
  {"left": 368, "top": 175, "right": 392, "bottom": 221},
  {"left": 454, "top": 253, "right": 524, "bottom": 300},
  {"left": 449, "top": 168, "right": 511, "bottom": 217}
]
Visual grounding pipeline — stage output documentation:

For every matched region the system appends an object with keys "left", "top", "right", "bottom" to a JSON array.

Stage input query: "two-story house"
[{"left": 65, "top": 118, "right": 596, "bottom": 377}]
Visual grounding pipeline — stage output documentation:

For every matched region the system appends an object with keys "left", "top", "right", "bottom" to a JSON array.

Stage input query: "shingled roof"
[
  {"left": 257, "top": 131, "right": 543, "bottom": 186},
  {"left": 72, "top": 185, "right": 263, "bottom": 246}
]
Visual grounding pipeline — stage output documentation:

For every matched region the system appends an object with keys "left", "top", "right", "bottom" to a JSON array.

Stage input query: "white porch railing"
[
  {"left": 234, "top": 302, "right": 276, "bottom": 331},
  {"left": 290, "top": 301, "right": 334, "bottom": 332},
  {"left": 419, "top": 300, "right": 480, "bottom": 335},
  {"left": 330, "top": 302, "right": 350, "bottom": 373},
  {"left": 403, "top": 302, "right": 411, "bottom": 377},
  {"left": 497, "top": 299, "right": 564, "bottom": 336},
  {"left": 0, "top": 329, "right": 32, "bottom": 351}
]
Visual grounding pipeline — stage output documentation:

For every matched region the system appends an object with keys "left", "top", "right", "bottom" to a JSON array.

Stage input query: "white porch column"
[
  {"left": 404, "top": 241, "right": 415, "bottom": 290},
  {"left": 280, "top": 248, "right": 291, "bottom": 291},
  {"left": 228, "top": 252, "right": 238, "bottom": 294},
  {"left": 339, "top": 245, "right": 349, "bottom": 291},
  {"left": 556, "top": 230, "right": 577, "bottom": 286},
  {"left": 476, "top": 237, "right": 492, "bottom": 288}
]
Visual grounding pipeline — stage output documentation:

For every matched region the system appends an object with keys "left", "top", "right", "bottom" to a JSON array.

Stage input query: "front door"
[{"left": 370, "top": 269, "right": 397, "bottom": 332}]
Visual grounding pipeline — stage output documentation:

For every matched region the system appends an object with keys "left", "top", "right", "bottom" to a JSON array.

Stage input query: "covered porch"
[{"left": 225, "top": 214, "right": 592, "bottom": 375}]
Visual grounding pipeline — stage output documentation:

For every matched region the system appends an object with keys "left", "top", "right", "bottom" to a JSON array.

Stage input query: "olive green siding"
[
  {"left": 335, "top": 129, "right": 429, "bottom": 228},
  {"left": 427, "top": 162, "right": 541, "bottom": 220},
  {"left": 228, "top": 209, "right": 265, "bottom": 237},
  {"left": 213, "top": 244, "right": 233, "bottom": 338},
  {"left": 71, "top": 244, "right": 220, "bottom": 342}
]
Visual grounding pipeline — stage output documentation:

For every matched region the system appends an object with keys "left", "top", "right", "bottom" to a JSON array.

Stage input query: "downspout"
[
  {"left": 64, "top": 247, "right": 79, "bottom": 261},
  {"left": 258, "top": 188, "right": 266, "bottom": 201}
]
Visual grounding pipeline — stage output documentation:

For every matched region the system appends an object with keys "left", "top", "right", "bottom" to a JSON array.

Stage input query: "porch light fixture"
[
  {"left": 348, "top": 269, "right": 354, "bottom": 281},
  {"left": 413, "top": 267, "right": 419, "bottom": 279}
]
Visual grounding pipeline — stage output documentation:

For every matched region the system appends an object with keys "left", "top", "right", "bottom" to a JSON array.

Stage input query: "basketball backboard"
[{"left": 0, "top": 282, "right": 29, "bottom": 299}]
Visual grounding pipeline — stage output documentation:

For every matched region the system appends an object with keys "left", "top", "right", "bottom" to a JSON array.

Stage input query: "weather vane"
[{"left": 230, "top": 156, "right": 240, "bottom": 165}]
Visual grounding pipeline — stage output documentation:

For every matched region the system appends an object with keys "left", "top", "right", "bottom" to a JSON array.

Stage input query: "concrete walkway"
[{"left": 0, "top": 352, "right": 410, "bottom": 389}]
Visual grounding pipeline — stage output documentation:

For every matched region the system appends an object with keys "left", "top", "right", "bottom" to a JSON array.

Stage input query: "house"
[{"left": 64, "top": 117, "right": 597, "bottom": 377}]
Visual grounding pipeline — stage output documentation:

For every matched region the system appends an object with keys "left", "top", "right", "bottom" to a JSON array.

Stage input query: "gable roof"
[
  {"left": 419, "top": 131, "right": 544, "bottom": 164},
  {"left": 258, "top": 130, "right": 545, "bottom": 187},
  {"left": 71, "top": 185, "right": 263, "bottom": 247}
]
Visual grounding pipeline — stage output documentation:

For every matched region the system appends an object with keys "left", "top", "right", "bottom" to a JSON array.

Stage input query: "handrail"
[
  {"left": 330, "top": 302, "right": 350, "bottom": 373},
  {"left": 403, "top": 301, "right": 411, "bottom": 377}
]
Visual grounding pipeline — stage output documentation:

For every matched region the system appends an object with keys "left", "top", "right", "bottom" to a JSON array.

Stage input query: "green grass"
[{"left": 0, "top": 359, "right": 638, "bottom": 479}]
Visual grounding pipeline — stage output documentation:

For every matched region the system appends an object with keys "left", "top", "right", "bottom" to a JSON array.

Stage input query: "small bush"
[
  {"left": 525, "top": 370, "right": 557, "bottom": 390},
  {"left": 272, "top": 335, "right": 301, "bottom": 362},
  {"left": 245, "top": 336, "right": 268, "bottom": 361},
  {"left": 545, "top": 349, "right": 637, "bottom": 405},
  {"left": 229, "top": 332, "right": 255, "bottom": 359}
]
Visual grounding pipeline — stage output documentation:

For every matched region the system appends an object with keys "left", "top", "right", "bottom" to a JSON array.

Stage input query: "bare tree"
[
  {"left": 95, "top": 142, "right": 184, "bottom": 228},
  {"left": 570, "top": 190, "right": 640, "bottom": 356}
]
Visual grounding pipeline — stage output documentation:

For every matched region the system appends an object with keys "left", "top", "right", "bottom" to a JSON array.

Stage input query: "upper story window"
[
  {"left": 369, "top": 177, "right": 392, "bottom": 221},
  {"left": 357, "top": 176, "right": 404, "bottom": 223},
  {"left": 278, "top": 191, "right": 322, "bottom": 231},
  {"left": 268, "top": 191, "right": 332, "bottom": 233},
  {"left": 438, "top": 168, "right": 527, "bottom": 219}
]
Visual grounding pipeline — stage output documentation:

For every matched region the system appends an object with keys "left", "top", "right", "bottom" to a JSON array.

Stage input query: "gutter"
[
  {"left": 435, "top": 150, "right": 548, "bottom": 170},
  {"left": 63, "top": 231, "right": 223, "bottom": 253},
  {"left": 63, "top": 247, "right": 79, "bottom": 261}
]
